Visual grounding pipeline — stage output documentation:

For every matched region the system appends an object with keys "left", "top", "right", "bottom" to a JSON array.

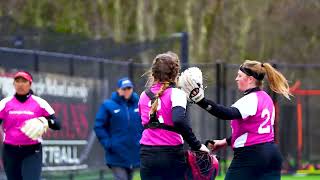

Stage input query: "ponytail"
[
  {"left": 241, "top": 60, "right": 292, "bottom": 100},
  {"left": 147, "top": 51, "right": 180, "bottom": 114},
  {"left": 262, "top": 63, "right": 292, "bottom": 100},
  {"left": 150, "top": 82, "right": 170, "bottom": 114}
]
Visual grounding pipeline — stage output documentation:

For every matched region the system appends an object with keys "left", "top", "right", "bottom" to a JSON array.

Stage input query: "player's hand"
[
  {"left": 208, "top": 139, "right": 227, "bottom": 151},
  {"left": 199, "top": 144, "right": 210, "bottom": 153},
  {"left": 188, "top": 83, "right": 204, "bottom": 103},
  {"left": 21, "top": 117, "right": 49, "bottom": 140},
  {"left": 178, "top": 67, "right": 204, "bottom": 103}
]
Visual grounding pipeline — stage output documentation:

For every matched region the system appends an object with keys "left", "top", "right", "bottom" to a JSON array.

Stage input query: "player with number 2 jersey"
[
  {"left": 179, "top": 60, "right": 291, "bottom": 180},
  {"left": 230, "top": 89, "right": 275, "bottom": 148}
]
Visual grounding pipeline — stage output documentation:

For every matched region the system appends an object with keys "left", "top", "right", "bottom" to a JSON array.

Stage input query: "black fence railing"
[{"left": 0, "top": 47, "right": 319, "bottom": 179}]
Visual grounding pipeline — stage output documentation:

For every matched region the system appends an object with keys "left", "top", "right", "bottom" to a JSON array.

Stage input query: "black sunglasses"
[{"left": 122, "top": 87, "right": 133, "bottom": 90}]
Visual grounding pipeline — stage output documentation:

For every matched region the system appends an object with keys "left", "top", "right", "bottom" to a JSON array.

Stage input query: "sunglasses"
[{"left": 122, "top": 87, "right": 133, "bottom": 90}]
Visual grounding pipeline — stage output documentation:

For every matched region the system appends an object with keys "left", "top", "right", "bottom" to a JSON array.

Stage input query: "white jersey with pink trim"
[
  {"left": 230, "top": 90, "right": 275, "bottom": 148},
  {"left": 139, "top": 83, "right": 186, "bottom": 146},
  {"left": 0, "top": 95, "right": 54, "bottom": 145}
]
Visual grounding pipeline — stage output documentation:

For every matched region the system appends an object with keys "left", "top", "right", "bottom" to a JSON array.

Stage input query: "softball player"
[
  {"left": 138, "top": 52, "right": 209, "bottom": 180},
  {"left": 0, "top": 71, "right": 61, "bottom": 180},
  {"left": 179, "top": 60, "right": 289, "bottom": 180}
]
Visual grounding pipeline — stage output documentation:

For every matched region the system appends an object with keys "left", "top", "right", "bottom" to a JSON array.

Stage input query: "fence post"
[
  {"left": 68, "top": 173, "right": 74, "bottom": 180},
  {"left": 215, "top": 61, "right": 222, "bottom": 175},
  {"left": 128, "top": 59, "right": 134, "bottom": 82},
  {"left": 215, "top": 61, "right": 222, "bottom": 140},
  {"left": 99, "top": 61, "right": 105, "bottom": 80},
  {"left": 34, "top": 52, "right": 39, "bottom": 73},
  {"left": 69, "top": 58, "right": 74, "bottom": 76},
  {"left": 221, "top": 62, "right": 228, "bottom": 174},
  {"left": 305, "top": 94, "right": 310, "bottom": 163},
  {"left": 180, "top": 32, "right": 189, "bottom": 70},
  {"left": 99, "top": 169, "right": 104, "bottom": 180}
]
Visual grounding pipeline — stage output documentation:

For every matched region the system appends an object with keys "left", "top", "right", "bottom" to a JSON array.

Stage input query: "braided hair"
[{"left": 146, "top": 51, "right": 181, "bottom": 114}]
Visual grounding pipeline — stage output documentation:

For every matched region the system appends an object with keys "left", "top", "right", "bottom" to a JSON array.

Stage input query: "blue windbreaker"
[{"left": 94, "top": 92, "right": 142, "bottom": 168}]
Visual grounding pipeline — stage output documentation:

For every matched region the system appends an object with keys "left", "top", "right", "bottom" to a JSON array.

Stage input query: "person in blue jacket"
[{"left": 94, "top": 77, "right": 143, "bottom": 180}]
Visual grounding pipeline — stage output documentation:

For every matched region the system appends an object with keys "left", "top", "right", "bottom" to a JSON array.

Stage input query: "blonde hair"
[
  {"left": 145, "top": 51, "right": 180, "bottom": 114},
  {"left": 241, "top": 60, "right": 292, "bottom": 100}
]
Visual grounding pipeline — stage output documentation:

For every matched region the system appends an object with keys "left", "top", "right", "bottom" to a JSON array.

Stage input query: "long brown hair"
[
  {"left": 241, "top": 60, "right": 292, "bottom": 99},
  {"left": 145, "top": 51, "right": 180, "bottom": 114}
]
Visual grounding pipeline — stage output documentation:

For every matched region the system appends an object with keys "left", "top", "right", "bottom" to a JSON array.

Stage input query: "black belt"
[
  {"left": 3, "top": 143, "right": 41, "bottom": 151},
  {"left": 143, "top": 122, "right": 180, "bottom": 134},
  {"left": 233, "top": 141, "right": 274, "bottom": 152}
]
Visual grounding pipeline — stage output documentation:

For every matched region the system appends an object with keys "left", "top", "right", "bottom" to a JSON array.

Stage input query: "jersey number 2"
[{"left": 258, "top": 108, "right": 275, "bottom": 134}]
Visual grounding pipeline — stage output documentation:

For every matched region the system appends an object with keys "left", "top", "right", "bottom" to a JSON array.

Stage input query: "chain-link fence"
[
  {"left": 0, "top": 47, "right": 319, "bottom": 179},
  {"left": 0, "top": 16, "right": 185, "bottom": 64}
]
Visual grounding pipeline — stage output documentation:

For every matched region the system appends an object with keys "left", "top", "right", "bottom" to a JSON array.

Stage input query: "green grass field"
[
  {"left": 215, "top": 175, "right": 320, "bottom": 180},
  {"left": 43, "top": 170, "right": 320, "bottom": 180},
  {"left": 133, "top": 174, "right": 320, "bottom": 180},
  {"left": 134, "top": 174, "right": 320, "bottom": 180},
  {"left": 134, "top": 173, "right": 320, "bottom": 180}
]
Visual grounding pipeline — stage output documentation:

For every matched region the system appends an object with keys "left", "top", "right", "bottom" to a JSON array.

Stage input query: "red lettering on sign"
[{"left": 44, "top": 102, "right": 90, "bottom": 140}]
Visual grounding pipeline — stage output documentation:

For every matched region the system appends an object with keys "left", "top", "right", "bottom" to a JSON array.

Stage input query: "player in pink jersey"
[
  {"left": 181, "top": 60, "right": 291, "bottom": 179},
  {"left": 139, "top": 52, "right": 209, "bottom": 180},
  {"left": 0, "top": 71, "right": 61, "bottom": 180}
]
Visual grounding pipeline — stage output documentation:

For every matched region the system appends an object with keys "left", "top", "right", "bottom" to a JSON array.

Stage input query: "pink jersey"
[
  {"left": 231, "top": 91, "right": 275, "bottom": 148},
  {"left": 139, "top": 83, "right": 187, "bottom": 146},
  {"left": 0, "top": 95, "right": 55, "bottom": 145}
]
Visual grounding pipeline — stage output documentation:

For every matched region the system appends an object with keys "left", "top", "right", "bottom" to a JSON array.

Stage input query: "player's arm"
[
  {"left": 178, "top": 68, "right": 241, "bottom": 120},
  {"left": 21, "top": 97, "right": 61, "bottom": 140},
  {"left": 171, "top": 89, "right": 208, "bottom": 152},
  {"left": 196, "top": 98, "right": 242, "bottom": 120},
  {"left": 32, "top": 96, "right": 61, "bottom": 130},
  {"left": 172, "top": 106, "right": 201, "bottom": 150},
  {"left": 40, "top": 98, "right": 61, "bottom": 130},
  {"left": 226, "top": 136, "right": 232, "bottom": 146},
  {"left": 45, "top": 114, "right": 61, "bottom": 130},
  {"left": 197, "top": 92, "right": 258, "bottom": 120}
]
